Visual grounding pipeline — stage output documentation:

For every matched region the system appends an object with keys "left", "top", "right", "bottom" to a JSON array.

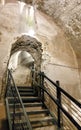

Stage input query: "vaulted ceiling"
[
  {"left": 35, "top": 0, "right": 81, "bottom": 68},
  {"left": 0, "top": 0, "right": 81, "bottom": 67}
]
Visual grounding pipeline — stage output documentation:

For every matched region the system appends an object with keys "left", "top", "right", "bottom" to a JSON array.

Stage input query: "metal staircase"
[
  {"left": 8, "top": 86, "right": 56, "bottom": 129},
  {"left": 5, "top": 69, "right": 81, "bottom": 130}
]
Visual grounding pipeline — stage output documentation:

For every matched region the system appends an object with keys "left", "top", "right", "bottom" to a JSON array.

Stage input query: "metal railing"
[
  {"left": 31, "top": 69, "right": 81, "bottom": 130},
  {"left": 6, "top": 69, "right": 32, "bottom": 130}
]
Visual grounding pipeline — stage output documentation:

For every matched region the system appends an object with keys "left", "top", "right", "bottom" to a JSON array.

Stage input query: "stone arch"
[
  {"left": 9, "top": 35, "right": 43, "bottom": 86},
  {"left": 0, "top": 35, "right": 42, "bottom": 100},
  {"left": 10, "top": 35, "right": 42, "bottom": 71}
]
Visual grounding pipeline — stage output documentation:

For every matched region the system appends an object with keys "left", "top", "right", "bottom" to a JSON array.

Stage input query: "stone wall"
[
  {"left": 40, "top": 30, "right": 81, "bottom": 100},
  {"left": 37, "top": 0, "right": 81, "bottom": 67}
]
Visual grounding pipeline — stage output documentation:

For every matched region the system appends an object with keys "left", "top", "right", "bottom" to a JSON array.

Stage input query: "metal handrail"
[
  {"left": 6, "top": 98, "right": 12, "bottom": 130},
  {"left": 43, "top": 74, "right": 81, "bottom": 108},
  {"left": 6, "top": 69, "right": 32, "bottom": 130},
  {"left": 32, "top": 70, "right": 81, "bottom": 130}
]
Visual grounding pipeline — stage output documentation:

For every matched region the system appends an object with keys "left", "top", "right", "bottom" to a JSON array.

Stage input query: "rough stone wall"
[
  {"left": 11, "top": 35, "right": 42, "bottom": 71},
  {"left": 0, "top": 4, "right": 20, "bottom": 101},
  {"left": 7, "top": 35, "right": 42, "bottom": 87}
]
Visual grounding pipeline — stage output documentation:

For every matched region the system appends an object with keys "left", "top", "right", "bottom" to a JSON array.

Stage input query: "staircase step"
[
  {"left": 32, "top": 124, "right": 54, "bottom": 129},
  {"left": 9, "top": 102, "right": 43, "bottom": 108},
  {"left": 7, "top": 97, "right": 20, "bottom": 104},
  {"left": 17, "top": 86, "right": 33, "bottom": 89},
  {"left": 14, "top": 122, "right": 30, "bottom": 130},
  {"left": 18, "top": 88, "right": 34, "bottom": 92},
  {"left": 20, "top": 92, "right": 35, "bottom": 96},
  {"left": 10, "top": 114, "right": 55, "bottom": 128},
  {"left": 7, "top": 96, "right": 41, "bottom": 103},
  {"left": 10, "top": 109, "right": 50, "bottom": 116},
  {"left": 30, "top": 116, "right": 54, "bottom": 124},
  {"left": 27, "top": 109, "right": 50, "bottom": 115},
  {"left": 17, "top": 86, "right": 33, "bottom": 91},
  {"left": 24, "top": 102, "right": 43, "bottom": 107},
  {"left": 14, "top": 122, "right": 55, "bottom": 130},
  {"left": 22, "top": 97, "right": 41, "bottom": 103}
]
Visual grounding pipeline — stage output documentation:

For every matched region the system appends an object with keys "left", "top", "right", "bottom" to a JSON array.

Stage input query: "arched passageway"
[
  {"left": 1, "top": 35, "right": 42, "bottom": 99},
  {"left": 8, "top": 51, "right": 34, "bottom": 86},
  {"left": 10, "top": 35, "right": 42, "bottom": 71}
]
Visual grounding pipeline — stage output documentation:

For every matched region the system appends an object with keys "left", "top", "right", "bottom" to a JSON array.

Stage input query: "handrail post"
[
  {"left": 41, "top": 72, "right": 44, "bottom": 103},
  {"left": 31, "top": 63, "right": 34, "bottom": 87},
  {"left": 12, "top": 100, "right": 15, "bottom": 130},
  {"left": 56, "top": 80, "right": 61, "bottom": 128},
  {"left": 39, "top": 71, "right": 42, "bottom": 97}
]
